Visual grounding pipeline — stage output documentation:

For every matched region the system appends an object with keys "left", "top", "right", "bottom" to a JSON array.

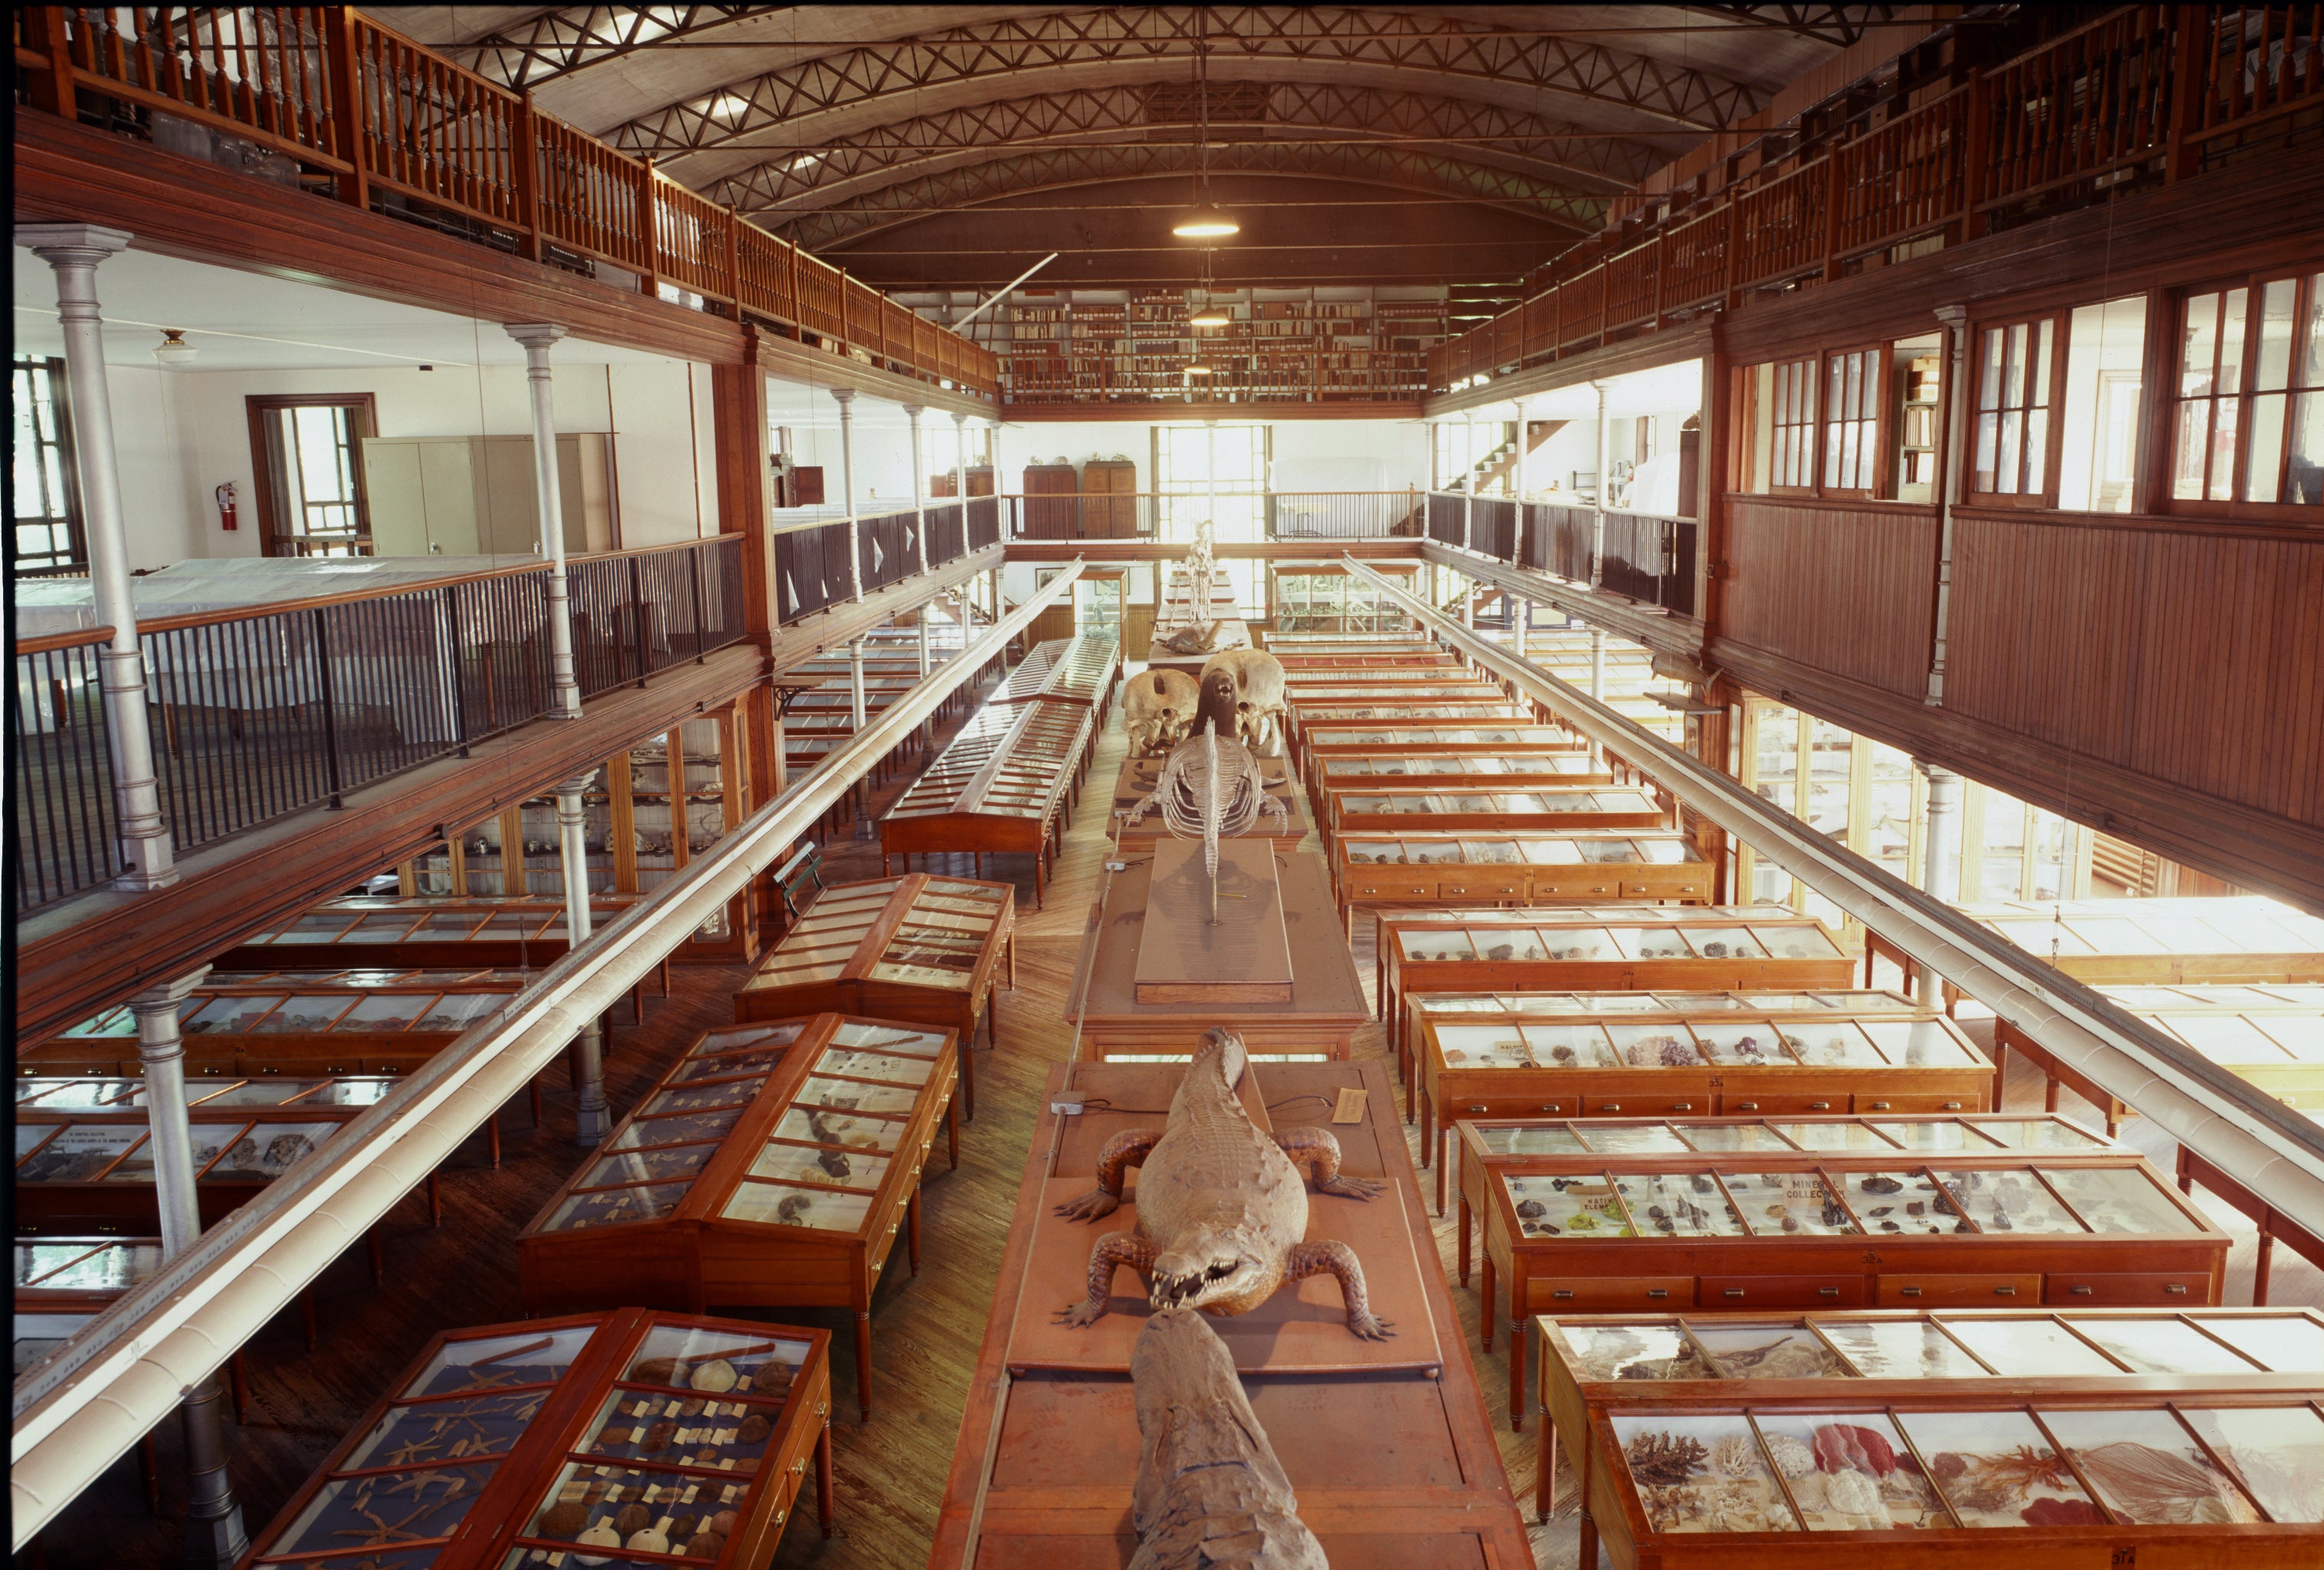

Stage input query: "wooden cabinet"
[
  {"left": 1265, "top": 562, "right": 1423, "bottom": 632},
  {"left": 519, "top": 1013, "right": 957, "bottom": 1421},
  {"left": 1306, "top": 738, "right": 1605, "bottom": 798},
  {"left": 879, "top": 698, "right": 1093, "bottom": 905},
  {"left": 23, "top": 969, "right": 532, "bottom": 1077},
  {"left": 237, "top": 1310, "right": 834, "bottom": 1568},
  {"left": 1479, "top": 1147, "right": 2227, "bottom": 1428},
  {"left": 1415, "top": 1000, "right": 1991, "bottom": 1210},
  {"left": 1337, "top": 829, "right": 1715, "bottom": 925},
  {"left": 736, "top": 875, "right": 1013, "bottom": 1119},
  {"left": 1259, "top": 632, "right": 1443, "bottom": 655},
  {"left": 1080, "top": 457, "right": 1137, "bottom": 537},
  {"left": 1997, "top": 982, "right": 2324, "bottom": 1134},
  {"left": 1379, "top": 905, "right": 1855, "bottom": 1069},
  {"left": 1019, "top": 460, "right": 1079, "bottom": 537},
  {"left": 1538, "top": 1306, "right": 2324, "bottom": 1565},
  {"left": 991, "top": 632, "right": 1121, "bottom": 724},
  {"left": 15, "top": 1098, "right": 373, "bottom": 1233},
  {"left": 1321, "top": 783, "right": 1666, "bottom": 845}
]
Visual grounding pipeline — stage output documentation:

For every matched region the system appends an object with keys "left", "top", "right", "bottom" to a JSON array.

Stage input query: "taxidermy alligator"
[
  {"left": 1127, "top": 1306, "right": 1330, "bottom": 1570},
  {"left": 1055, "top": 1027, "right": 1392, "bottom": 1339},
  {"left": 1121, "top": 672, "right": 1288, "bottom": 922}
]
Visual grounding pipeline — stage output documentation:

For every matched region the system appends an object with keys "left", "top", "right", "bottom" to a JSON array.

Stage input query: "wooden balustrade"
[
  {"left": 1423, "top": 5, "right": 2322, "bottom": 396},
  {"left": 23, "top": 5, "right": 995, "bottom": 396}
]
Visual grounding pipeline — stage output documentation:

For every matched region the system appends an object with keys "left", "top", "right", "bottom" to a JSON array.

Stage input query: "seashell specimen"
[
  {"left": 597, "top": 1425, "right": 632, "bottom": 1447},
  {"left": 671, "top": 1516, "right": 697, "bottom": 1542},
  {"left": 678, "top": 1398, "right": 704, "bottom": 1418},
  {"left": 629, "top": 1356, "right": 683, "bottom": 1387},
  {"left": 639, "top": 1422, "right": 675, "bottom": 1453},
  {"left": 538, "top": 1501, "right": 589, "bottom": 1537},
  {"left": 626, "top": 1519, "right": 671, "bottom": 1554},
  {"left": 737, "top": 1414, "right": 772, "bottom": 1444},
  {"left": 574, "top": 1519, "right": 622, "bottom": 1565},
  {"left": 613, "top": 1503, "right": 649, "bottom": 1536},
  {"left": 709, "top": 1509, "right": 738, "bottom": 1536},
  {"left": 1764, "top": 1434, "right": 1817, "bottom": 1480},
  {"left": 691, "top": 1358, "right": 739, "bottom": 1394},
  {"left": 686, "top": 1532, "right": 726, "bottom": 1558},
  {"left": 1825, "top": 1467, "right": 1887, "bottom": 1519}
]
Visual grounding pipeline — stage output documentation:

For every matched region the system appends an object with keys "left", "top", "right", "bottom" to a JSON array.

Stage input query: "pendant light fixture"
[
  {"left": 1170, "top": 11, "right": 1239, "bottom": 240},
  {"left": 1189, "top": 241, "right": 1231, "bottom": 329}
]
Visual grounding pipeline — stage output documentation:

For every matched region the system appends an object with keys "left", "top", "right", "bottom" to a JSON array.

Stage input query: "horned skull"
[
  {"left": 1197, "top": 648, "right": 1288, "bottom": 757},
  {"left": 1124, "top": 667, "right": 1200, "bottom": 756}
]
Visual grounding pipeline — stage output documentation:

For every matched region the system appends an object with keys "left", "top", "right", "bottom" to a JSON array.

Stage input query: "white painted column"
[
  {"left": 832, "top": 388, "right": 862, "bottom": 599},
  {"left": 1588, "top": 628, "right": 1607, "bottom": 769},
  {"left": 1590, "top": 379, "right": 1612, "bottom": 590},
  {"left": 130, "top": 967, "right": 248, "bottom": 1566},
  {"left": 1927, "top": 304, "right": 1971, "bottom": 706},
  {"left": 1918, "top": 764, "right": 1965, "bottom": 1007},
  {"left": 904, "top": 403, "right": 930, "bottom": 575},
  {"left": 19, "top": 225, "right": 178, "bottom": 888},
  {"left": 989, "top": 417, "right": 1007, "bottom": 539},
  {"left": 849, "top": 636, "right": 868, "bottom": 730},
  {"left": 1510, "top": 397, "right": 1530, "bottom": 500},
  {"left": 1516, "top": 599, "right": 1530, "bottom": 661},
  {"left": 951, "top": 409, "right": 970, "bottom": 503},
  {"left": 1461, "top": 408, "right": 1475, "bottom": 550},
  {"left": 555, "top": 770, "right": 611, "bottom": 1144},
  {"left": 505, "top": 324, "right": 582, "bottom": 718}
]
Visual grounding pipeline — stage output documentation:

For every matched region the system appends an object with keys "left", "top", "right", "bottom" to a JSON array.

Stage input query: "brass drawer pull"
[
  {"left": 2165, "top": 1283, "right": 2188, "bottom": 1295},
  {"left": 1466, "top": 1105, "right": 1488, "bottom": 1113},
  {"left": 1733, "top": 1101, "right": 1759, "bottom": 1112},
  {"left": 1538, "top": 1104, "right": 1561, "bottom": 1112},
  {"left": 1899, "top": 1286, "right": 1923, "bottom": 1298},
  {"left": 1809, "top": 1100, "right": 1832, "bottom": 1111},
  {"left": 1942, "top": 1101, "right": 1963, "bottom": 1110},
  {"left": 1552, "top": 1289, "right": 1574, "bottom": 1301},
  {"left": 1867, "top": 1101, "right": 1891, "bottom": 1111},
  {"left": 1992, "top": 1286, "right": 2017, "bottom": 1296},
  {"left": 1599, "top": 1103, "right": 1620, "bottom": 1112},
  {"left": 1646, "top": 1288, "right": 1669, "bottom": 1299},
  {"left": 1670, "top": 1102, "right": 1694, "bottom": 1112},
  {"left": 2070, "top": 1285, "right": 2094, "bottom": 1296},
  {"left": 1722, "top": 1288, "right": 1745, "bottom": 1299},
  {"left": 1817, "top": 1286, "right": 1840, "bottom": 1298}
]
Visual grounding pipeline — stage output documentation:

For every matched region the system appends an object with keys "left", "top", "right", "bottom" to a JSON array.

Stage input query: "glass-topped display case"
[
  {"left": 993, "top": 632, "right": 1120, "bottom": 719},
  {"left": 1539, "top": 1307, "right": 2324, "bottom": 1560},
  {"left": 215, "top": 896, "right": 637, "bottom": 973},
  {"left": 519, "top": 1015, "right": 956, "bottom": 1422},
  {"left": 1324, "top": 785, "right": 1666, "bottom": 842},
  {"left": 16, "top": 1098, "right": 365, "bottom": 1233},
  {"left": 1264, "top": 563, "right": 1423, "bottom": 633},
  {"left": 1478, "top": 1145, "right": 2227, "bottom": 1429},
  {"left": 736, "top": 876, "right": 1013, "bottom": 1121},
  {"left": 1288, "top": 701, "right": 1537, "bottom": 731},
  {"left": 1379, "top": 907, "right": 1856, "bottom": 1068},
  {"left": 238, "top": 1309, "right": 834, "bottom": 1568},
  {"left": 1336, "top": 829, "right": 1713, "bottom": 923},
  {"left": 1305, "top": 745, "right": 1605, "bottom": 799},
  {"left": 879, "top": 698, "right": 1093, "bottom": 906},
  {"left": 1416, "top": 999, "right": 1992, "bottom": 1210},
  {"left": 1996, "top": 983, "right": 2324, "bottom": 1135},
  {"left": 28, "top": 972, "right": 528, "bottom": 1079}
]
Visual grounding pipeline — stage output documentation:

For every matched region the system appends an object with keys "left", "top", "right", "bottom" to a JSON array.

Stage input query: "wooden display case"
[
  {"left": 1285, "top": 701, "right": 1535, "bottom": 748},
  {"left": 1075, "top": 849, "right": 1370, "bottom": 1060},
  {"left": 235, "top": 1309, "right": 835, "bottom": 1568},
  {"left": 519, "top": 1013, "right": 958, "bottom": 1421},
  {"left": 1305, "top": 738, "right": 1607, "bottom": 799},
  {"left": 213, "top": 896, "right": 642, "bottom": 976},
  {"left": 1335, "top": 828, "right": 1714, "bottom": 928},
  {"left": 1272, "top": 650, "right": 1459, "bottom": 672},
  {"left": 878, "top": 698, "right": 1094, "bottom": 905},
  {"left": 25, "top": 971, "right": 531, "bottom": 1080},
  {"left": 1417, "top": 1002, "right": 1994, "bottom": 1209},
  {"left": 1547, "top": 1307, "right": 2324, "bottom": 1565},
  {"left": 2178, "top": 1128, "right": 2324, "bottom": 1307},
  {"left": 1259, "top": 632, "right": 1443, "bottom": 655},
  {"left": 994, "top": 632, "right": 1121, "bottom": 728},
  {"left": 1866, "top": 896, "right": 2324, "bottom": 1010},
  {"left": 1378, "top": 906, "right": 1855, "bottom": 1066},
  {"left": 736, "top": 876, "right": 1013, "bottom": 1119},
  {"left": 1108, "top": 753, "right": 1313, "bottom": 849},
  {"left": 1996, "top": 983, "right": 2324, "bottom": 1135},
  {"left": 1480, "top": 1145, "right": 2227, "bottom": 1427},
  {"left": 1286, "top": 685, "right": 1512, "bottom": 745},
  {"left": 1321, "top": 783, "right": 1667, "bottom": 846},
  {"left": 925, "top": 1056, "right": 1535, "bottom": 1568},
  {"left": 1264, "top": 561, "right": 1423, "bottom": 633},
  {"left": 15, "top": 1234, "right": 268, "bottom": 1427},
  {"left": 15, "top": 1099, "right": 366, "bottom": 1233},
  {"left": 1282, "top": 662, "right": 1495, "bottom": 687},
  {"left": 1452, "top": 1109, "right": 2110, "bottom": 1299}
]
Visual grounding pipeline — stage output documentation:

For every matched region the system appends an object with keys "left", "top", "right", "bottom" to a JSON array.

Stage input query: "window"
[
  {"left": 248, "top": 396, "right": 377, "bottom": 557},
  {"left": 1822, "top": 348, "right": 1880, "bottom": 492},
  {"left": 11, "top": 356, "right": 84, "bottom": 572},
  {"left": 2057, "top": 297, "right": 2145, "bottom": 513},
  {"left": 1766, "top": 357, "right": 1817, "bottom": 489},
  {"left": 2173, "top": 271, "right": 2324, "bottom": 510},
  {"left": 1155, "top": 423, "right": 1269, "bottom": 609},
  {"left": 1972, "top": 318, "right": 2056, "bottom": 498}
]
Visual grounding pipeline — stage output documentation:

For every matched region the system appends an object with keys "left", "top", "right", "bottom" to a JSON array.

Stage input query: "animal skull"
[
  {"left": 1123, "top": 667, "right": 1199, "bottom": 756},
  {"left": 1197, "top": 648, "right": 1288, "bottom": 757}
]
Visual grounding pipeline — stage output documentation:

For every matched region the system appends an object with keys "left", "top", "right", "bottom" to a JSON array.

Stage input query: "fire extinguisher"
[{"left": 215, "top": 481, "right": 238, "bottom": 530}]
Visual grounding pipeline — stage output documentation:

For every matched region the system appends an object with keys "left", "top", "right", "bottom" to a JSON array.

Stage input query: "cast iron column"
[
  {"left": 505, "top": 324, "right": 581, "bottom": 718},
  {"left": 1917, "top": 765, "right": 1965, "bottom": 1007},
  {"left": 904, "top": 403, "right": 930, "bottom": 576},
  {"left": 556, "top": 770, "right": 611, "bottom": 1143},
  {"left": 832, "top": 388, "right": 862, "bottom": 599}
]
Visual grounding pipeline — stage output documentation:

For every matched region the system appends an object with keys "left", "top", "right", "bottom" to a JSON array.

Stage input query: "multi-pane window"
[
  {"left": 254, "top": 399, "right": 373, "bottom": 557},
  {"left": 1822, "top": 349, "right": 1880, "bottom": 492},
  {"left": 1972, "top": 318, "right": 2056, "bottom": 497},
  {"left": 11, "top": 356, "right": 84, "bottom": 572},
  {"left": 2174, "top": 272, "right": 2324, "bottom": 509},
  {"left": 1767, "top": 357, "right": 1817, "bottom": 489},
  {"left": 1156, "top": 423, "right": 1268, "bottom": 608}
]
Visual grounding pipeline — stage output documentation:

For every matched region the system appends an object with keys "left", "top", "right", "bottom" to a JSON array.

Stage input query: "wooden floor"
[{"left": 24, "top": 654, "right": 2322, "bottom": 1570}]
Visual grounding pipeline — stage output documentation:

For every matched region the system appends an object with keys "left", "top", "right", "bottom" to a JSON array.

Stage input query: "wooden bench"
[{"left": 772, "top": 839, "right": 826, "bottom": 926}]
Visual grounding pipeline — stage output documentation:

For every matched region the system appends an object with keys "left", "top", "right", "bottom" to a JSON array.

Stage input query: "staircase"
[{"left": 1463, "top": 419, "right": 1567, "bottom": 498}]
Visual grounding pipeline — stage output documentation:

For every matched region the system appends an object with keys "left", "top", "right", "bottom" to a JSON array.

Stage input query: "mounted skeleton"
[{"left": 1121, "top": 671, "right": 1288, "bottom": 922}]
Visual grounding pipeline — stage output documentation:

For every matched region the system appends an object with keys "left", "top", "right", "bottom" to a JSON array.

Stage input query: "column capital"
[
  {"left": 504, "top": 322, "right": 570, "bottom": 352},
  {"left": 131, "top": 966, "right": 212, "bottom": 1012},
  {"left": 830, "top": 387, "right": 857, "bottom": 407},
  {"left": 16, "top": 224, "right": 133, "bottom": 264},
  {"left": 1932, "top": 304, "right": 1969, "bottom": 328},
  {"left": 951, "top": 409, "right": 970, "bottom": 426},
  {"left": 901, "top": 403, "right": 925, "bottom": 419},
  {"left": 557, "top": 769, "right": 601, "bottom": 796}
]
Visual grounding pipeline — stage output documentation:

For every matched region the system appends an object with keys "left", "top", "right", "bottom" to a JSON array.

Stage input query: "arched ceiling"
[{"left": 368, "top": 5, "right": 1877, "bottom": 290}]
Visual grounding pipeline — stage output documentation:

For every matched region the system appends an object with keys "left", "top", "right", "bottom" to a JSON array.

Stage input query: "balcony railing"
[
  {"left": 1428, "top": 5, "right": 2324, "bottom": 394},
  {"left": 11, "top": 537, "right": 744, "bottom": 914},
  {"left": 1265, "top": 491, "right": 1427, "bottom": 539},
  {"left": 1418, "top": 491, "right": 1698, "bottom": 618},
  {"left": 13, "top": 6, "right": 999, "bottom": 397}
]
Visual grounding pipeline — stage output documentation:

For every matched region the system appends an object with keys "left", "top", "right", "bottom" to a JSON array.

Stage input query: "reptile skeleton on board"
[{"left": 1055, "top": 1028, "right": 1391, "bottom": 1339}]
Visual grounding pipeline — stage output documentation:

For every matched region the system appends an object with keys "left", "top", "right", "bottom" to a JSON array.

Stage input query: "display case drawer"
[
  {"left": 1455, "top": 1098, "right": 1576, "bottom": 1118},
  {"left": 1877, "top": 1273, "right": 2042, "bottom": 1306},
  {"left": 1346, "top": 874, "right": 1436, "bottom": 901},
  {"left": 1439, "top": 876, "right": 1526, "bottom": 901},
  {"left": 2045, "top": 1272, "right": 2208, "bottom": 1306},
  {"left": 1699, "top": 1275, "right": 1868, "bottom": 1309},
  {"left": 1623, "top": 877, "right": 1706, "bottom": 900},
  {"left": 1532, "top": 874, "right": 1626, "bottom": 899},
  {"left": 1583, "top": 1095, "right": 1710, "bottom": 1117},
  {"left": 1528, "top": 1276, "right": 1692, "bottom": 1312},
  {"left": 1721, "top": 1092, "right": 1848, "bottom": 1115},
  {"left": 1854, "top": 1092, "right": 1974, "bottom": 1114}
]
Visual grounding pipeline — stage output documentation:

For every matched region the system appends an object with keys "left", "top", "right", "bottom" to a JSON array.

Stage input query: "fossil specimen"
[
  {"left": 1124, "top": 667, "right": 1201, "bottom": 756},
  {"left": 1055, "top": 1028, "right": 1390, "bottom": 1338},
  {"left": 1125, "top": 1307, "right": 1328, "bottom": 1570},
  {"left": 1122, "top": 674, "right": 1289, "bottom": 924},
  {"left": 1199, "top": 648, "right": 1290, "bottom": 757}
]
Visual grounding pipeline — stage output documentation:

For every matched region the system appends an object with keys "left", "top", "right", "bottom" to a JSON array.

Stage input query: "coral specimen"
[
  {"left": 1710, "top": 1433, "right": 1761, "bottom": 1478},
  {"left": 2020, "top": 1496, "right": 2106, "bottom": 1526},
  {"left": 1823, "top": 1468, "right": 1887, "bottom": 1519},
  {"left": 1626, "top": 1430, "right": 1710, "bottom": 1486}
]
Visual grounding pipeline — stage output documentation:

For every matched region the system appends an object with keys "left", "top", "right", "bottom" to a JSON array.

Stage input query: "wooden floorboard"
[{"left": 21, "top": 657, "right": 2320, "bottom": 1570}]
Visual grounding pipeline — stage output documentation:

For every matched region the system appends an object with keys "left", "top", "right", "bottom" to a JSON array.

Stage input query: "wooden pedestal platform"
[
  {"left": 926, "top": 1059, "right": 1532, "bottom": 1570},
  {"left": 1131, "top": 839, "right": 1295, "bottom": 1003},
  {"left": 1076, "top": 849, "right": 1369, "bottom": 1060},
  {"left": 1144, "top": 619, "right": 1251, "bottom": 675},
  {"left": 1110, "top": 754, "right": 1312, "bottom": 848}
]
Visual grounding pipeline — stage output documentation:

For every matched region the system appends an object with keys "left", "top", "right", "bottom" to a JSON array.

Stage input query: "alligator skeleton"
[
  {"left": 1128, "top": 1306, "right": 1330, "bottom": 1570},
  {"left": 1121, "top": 672, "right": 1287, "bottom": 922},
  {"left": 1056, "top": 1028, "right": 1391, "bottom": 1340}
]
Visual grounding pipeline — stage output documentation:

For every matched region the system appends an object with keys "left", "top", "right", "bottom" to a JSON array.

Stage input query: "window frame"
[
  {"left": 1819, "top": 344, "right": 1885, "bottom": 498},
  {"left": 1764, "top": 355, "right": 1820, "bottom": 495},
  {"left": 11, "top": 354, "right": 87, "bottom": 573},
  {"left": 245, "top": 393, "right": 380, "bottom": 558},
  {"left": 1966, "top": 311, "right": 2067, "bottom": 507},
  {"left": 2165, "top": 268, "right": 2324, "bottom": 519}
]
